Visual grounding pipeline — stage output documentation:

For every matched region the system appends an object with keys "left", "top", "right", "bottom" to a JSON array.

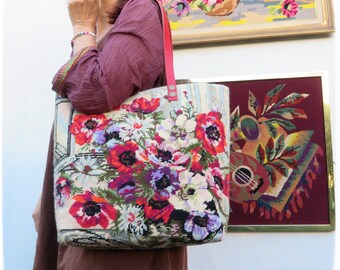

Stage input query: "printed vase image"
[{"left": 205, "top": 0, "right": 240, "bottom": 16}]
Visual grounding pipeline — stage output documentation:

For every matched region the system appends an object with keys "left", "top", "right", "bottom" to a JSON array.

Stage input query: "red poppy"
[
  {"left": 69, "top": 114, "right": 109, "bottom": 145},
  {"left": 189, "top": 147, "right": 204, "bottom": 173},
  {"left": 195, "top": 111, "right": 227, "bottom": 155},
  {"left": 122, "top": 97, "right": 160, "bottom": 114},
  {"left": 69, "top": 191, "right": 117, "bottom": 229},
  {"left": 136, "top": 196, "right": 174, "bottom": 223},
  {"left": 107, "top": 141, "right": 144, "bottom": 173}
]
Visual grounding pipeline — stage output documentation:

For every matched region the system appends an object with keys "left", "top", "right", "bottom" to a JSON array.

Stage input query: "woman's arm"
[
  {"left": 53, "top": 0, "right": 164, "bottom": 114},
  {"left": 68, "top": 0, "right": 98, "bottom": 54}
]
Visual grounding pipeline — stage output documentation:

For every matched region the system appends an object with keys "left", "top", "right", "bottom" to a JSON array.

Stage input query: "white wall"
[{"left": 2, "top": 0, "right": 338, "bottom": 269}]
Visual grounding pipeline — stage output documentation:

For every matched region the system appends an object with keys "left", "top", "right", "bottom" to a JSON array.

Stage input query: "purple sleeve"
[{"left": 53, "top": 0, "right": 164, "bottom": 114}]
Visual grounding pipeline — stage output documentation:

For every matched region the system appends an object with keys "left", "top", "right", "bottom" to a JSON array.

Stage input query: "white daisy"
[
  {"left": 118, "top": 205, "right": 147, "bottom": 236},
  {"left": 70, "top": 156, "right": 105, "bottom": 187},
  {"left": 169, "top": 171, "right": 212, "bottom": 212}
]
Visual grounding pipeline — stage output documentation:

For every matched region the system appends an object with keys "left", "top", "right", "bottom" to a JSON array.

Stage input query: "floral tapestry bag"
[{"left": 53, "top": 0, "right": 230, "bottom": 249}]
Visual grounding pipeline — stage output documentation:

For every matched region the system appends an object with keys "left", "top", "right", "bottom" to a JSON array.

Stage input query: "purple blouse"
[
  {"left": 33, "top": 1, "right": 187, "bottom": 269},
  {"left": 53, "top": 0, "right": 164, "bottom": 114}
]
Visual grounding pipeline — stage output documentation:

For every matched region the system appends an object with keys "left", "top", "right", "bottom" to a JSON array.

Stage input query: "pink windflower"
[
  {"left": 281, "top": 0, "right": 299, "bottom": 18},
  {"left": 171, "top": 0, "right": 190, "bottom": 16}
]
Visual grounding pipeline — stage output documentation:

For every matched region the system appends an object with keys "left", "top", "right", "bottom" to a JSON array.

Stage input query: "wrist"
[
  {"left": 71, "top": 31, "right": 96, "bottom": 48},
  {"left": 72, "top": 23, "right": 96, "bottom": 36}
]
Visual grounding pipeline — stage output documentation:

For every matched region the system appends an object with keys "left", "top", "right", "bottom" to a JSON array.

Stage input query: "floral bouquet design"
[
  {"left": 53, "top": 83, "right": 230, "bottom": 249},
  {"left": 162, "top": 0, "right": 300, "bottom": 18}
]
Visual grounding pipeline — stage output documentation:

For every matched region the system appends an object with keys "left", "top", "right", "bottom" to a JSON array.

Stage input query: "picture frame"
[
  {"left": 162, "top": 0, "right": 334, "bottom": 45},
  {"left": 187, "top": 72, "right": 335, "bottom": 232}
]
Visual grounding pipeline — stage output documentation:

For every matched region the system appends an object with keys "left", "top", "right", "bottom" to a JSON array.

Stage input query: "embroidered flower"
[
  {"left": 281, "top": 0, "right": 299, "bottom": 18},
  {"left": 195, "top": 111, "right": 226, "bottom": 155},
  {"left": 201, "top": 0, "right": 218, "bottom": 7},
  {"left": 171, "top": 0, "right": 190, "bottom": 16},
  {"left": 146, "top": 140, "right": 189, "bottom": 170},
  {"left": 70, "top": 114, "right": 109, "bottom": 145},
  {"left": 93, "top": 123, "right": 124, "bottom": 148},
  {"left": 107, "top": 141, "right": 145, "bottom": 173},
  {"left": 122, "top": 97, "right": 160, "bottom": 114},
  {"left": 157, "top": 114, "right": 197, "bottom": 148},
  {"left": 146, "top": 167, "right": 180, "bottom": 198},
  {"left": 118, "top": 205, "right": 147, "bottom": 236},
  {"left": 55, "top": 177, "right": 71, "bottom": 207},
  {"left": 137, "top": 195, "right": 174, "bottom": 223},
  {"left": 108, "top": 175, "right": 138, "bottom": 203},
  {"left": 169, "top": 171, "right": 213, "bottom": 212},
  {"left": 188, "top": 148, "right": 206, "bottom": 173},
  {"left": 69, "top": 191, "right": 117, "bottom": 228},
  {"left": 70, "top": 156, "right": 105, "bottom": 187},
  {"left": 205, "top": 161, "right": 229, "bottom": 198},
  {"left": 119, "top": 113, "right": 156, "bottom": 141},
  {"left": 184, "top": 211, "right": 222, "bottom": 241},
  {"left": 207, "top": 161, "right": 224, "bottom": 189}
]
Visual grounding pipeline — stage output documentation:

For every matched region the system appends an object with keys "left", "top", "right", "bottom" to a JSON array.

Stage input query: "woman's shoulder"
[{"left": 116, "top": 0, "right": 161, "bottom": 26}]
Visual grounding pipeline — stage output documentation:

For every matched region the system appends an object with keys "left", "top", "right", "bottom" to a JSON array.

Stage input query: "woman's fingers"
[{"left": 68, "top": 0, "right": 100, "bottom": 27}]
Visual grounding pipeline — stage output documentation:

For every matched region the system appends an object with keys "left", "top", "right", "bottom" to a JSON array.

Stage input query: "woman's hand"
[
  {"left": 68, "top": 0, "right": 100, "bottom": 53},
  {"left": 68, "top": 0, "right": 100, "bottom": 31}
]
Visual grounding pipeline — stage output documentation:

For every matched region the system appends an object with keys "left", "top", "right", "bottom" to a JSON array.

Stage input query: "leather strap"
[{"left": 158, "top": 2, "right": 178, "bottom": 101}]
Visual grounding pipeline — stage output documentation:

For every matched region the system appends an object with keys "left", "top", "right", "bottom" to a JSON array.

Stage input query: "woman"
[{"left": 33, "top": 0, "right": 188, "bottom": 269}]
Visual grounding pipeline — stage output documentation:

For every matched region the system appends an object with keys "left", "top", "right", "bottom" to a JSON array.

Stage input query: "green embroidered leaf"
[
  {"left": 280, "top": 145, "right": 300, "bottom": 158},
  {"left": 268, "top": 108, "right": 308, "bottom": 120},
  {"left": 248, "top": 91, "right": 262, "bottom": 118},
  {"left": 264, "top": 164, "right": 276, "bottom": 186},
  {"left": 152, "top": 111, "right": 165, "bottom": 122},
  {"left": 135, "top": 181, "right": 154, "bottom": 201},
  {"left": 268, "top": 161, "right": 289, "bottom": 177},
  {"left": 71, "top": 185, "right": 84, "bottom": 196},
  {"left": 274, "top": 134, "right": 285, "bottom": 157},
  {"left": 95, "top": 188, "right": 125, "bottom": 205},
  {"left": 265, "top": 137, "right": 275, "bottom": 161},
  {"left": 264, "top": 118, "right": 296, "bottom": 131},
  {"left": 275, "top": 93, "right": 309, "bottom": 108},
  {"left": 197, "top": 1, "right": 214, "bottom": 12},
  {"left": 230, "top": 106, "right": 240, "bottom": 131},
  {"left": 263, "top": 84, "right": 285, "bottom": 113},
  {"left": 281, "top": 158, "right": 299, "bottom": 169},
  {"left": 256, "top": 143, "right": 266, "bottom": 164},
  {"left": 265, "top": 121, "right": 278, "bottom": 138}
]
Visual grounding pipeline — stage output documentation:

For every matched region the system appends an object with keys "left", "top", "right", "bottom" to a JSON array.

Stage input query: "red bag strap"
[{"left": 158, "top": 2, "right": 178, "bottom": 101}]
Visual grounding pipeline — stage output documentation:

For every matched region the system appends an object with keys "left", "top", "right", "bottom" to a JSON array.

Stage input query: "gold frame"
[
  {"left": 187, "top": 72, "right": 335, "bottom": 232},
  {"left": 168, "top": 0, "right": 335, "bottom": 46}
]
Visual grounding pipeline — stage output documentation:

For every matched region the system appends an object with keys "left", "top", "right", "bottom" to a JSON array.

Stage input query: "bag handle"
[
  {"left": 121, "top": 0, "right": 178, "bottom": 101},
  {"left": 158, "top": 2, "right": 178, "bottom": 101}
]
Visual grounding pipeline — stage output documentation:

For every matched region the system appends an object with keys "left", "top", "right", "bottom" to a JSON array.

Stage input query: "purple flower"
[
  {"left": 93, "top": 123, "right": 122, "bottom": 148},
  {"left": 147, "top": 167, "right": 180, "bottom": 198},
  {"left": 184, "top": 212, "right": 222, "bottom": 240},
  {"left": 55, "top": 177, "right": 71, "bottom": 207},
  {"left": 171, "top": 0, "right": 190, "bottom": 16},
  {"left": 108, "top": 175, "right": 137, "bottom": 203}
]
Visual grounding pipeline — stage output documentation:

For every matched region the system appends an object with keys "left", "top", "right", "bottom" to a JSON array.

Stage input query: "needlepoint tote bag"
[{"left": 53, "top": 0, "right": 230, "bottom": 249}]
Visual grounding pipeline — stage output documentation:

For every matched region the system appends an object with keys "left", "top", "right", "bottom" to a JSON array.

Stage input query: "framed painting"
[
  {"left": 188, "top": 73, "right": 335, "bottom": 232},
  {"left": 161, "top": 0, "right": 334, "bottom": 45}
]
